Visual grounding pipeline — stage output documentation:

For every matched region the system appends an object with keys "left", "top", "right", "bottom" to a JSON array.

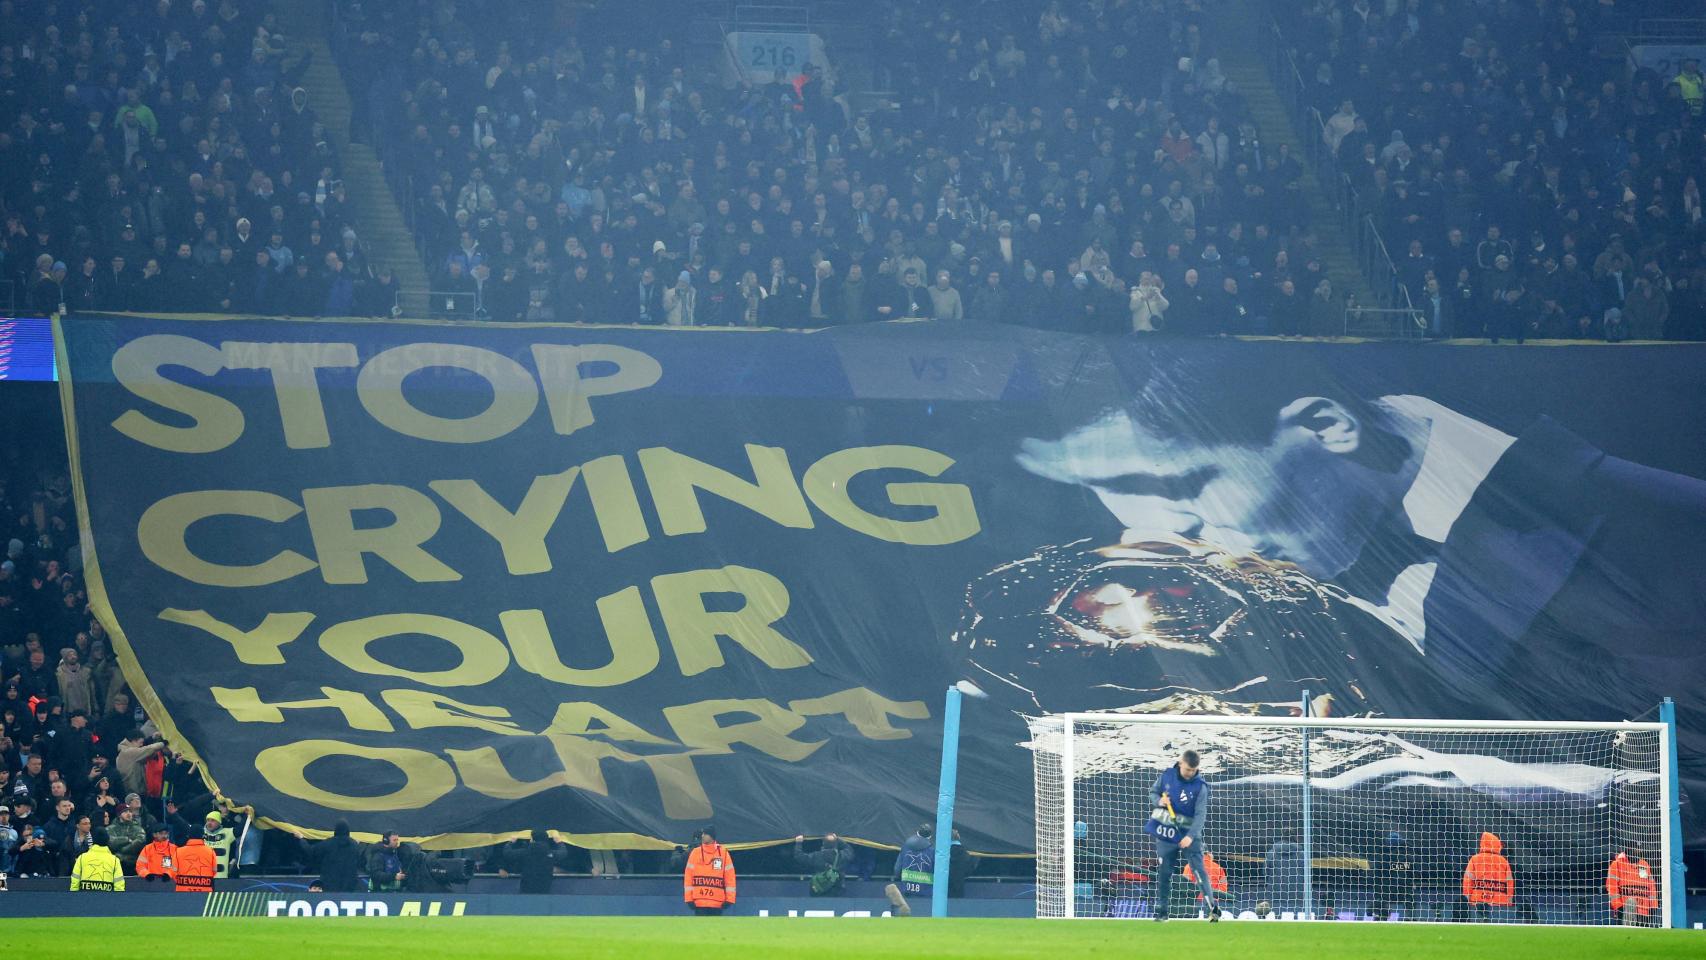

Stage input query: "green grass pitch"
[{"left": 3, "top": 917, "right": 1700, "bottom": 958}]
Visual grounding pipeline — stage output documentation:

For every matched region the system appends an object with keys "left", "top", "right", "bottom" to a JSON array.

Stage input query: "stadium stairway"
[
  {"left": 272, "top": 2, "right": 431, "bottom": 312},
  {"left": 1217, "top": 0, "right": 1380, "bottom": 334}
]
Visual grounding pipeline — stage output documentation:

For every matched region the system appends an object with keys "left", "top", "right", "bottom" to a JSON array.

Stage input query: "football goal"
[{"left": 1029, "top": 710, "right": 1681, "bottom": 926}]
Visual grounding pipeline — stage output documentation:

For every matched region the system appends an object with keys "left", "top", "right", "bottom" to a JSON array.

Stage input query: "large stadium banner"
[{"left": 56, "top": 317, "right": 1706, "bottom": 851}]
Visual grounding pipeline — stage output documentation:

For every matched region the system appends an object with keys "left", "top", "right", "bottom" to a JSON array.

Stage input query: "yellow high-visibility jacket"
[{"left": 71, "top": 844, "right": 127, "bottom": 891}]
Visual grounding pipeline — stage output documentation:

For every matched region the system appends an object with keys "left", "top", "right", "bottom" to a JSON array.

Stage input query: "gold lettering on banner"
[
  {"left": 789, "top": 687, "right": 932, "bottom": 740},
  {"left": 355, "top": 343, "right": 540, "bottom": 444},
  {"left": 429, "top": 469, "right": 580, "bottom": 575},
  {"left": 530, "top": 344, "right": 663, "bottom": 436},
  {"left": 578, "top": 455, "right": 651, "bottom": 552},
  {"left": 211, "top": 686, "right": 394, "bottom": 732},
  {"left": 539, "top": 734, "right": 714, "bottom": 820},
  {"left": 137, "top": 490, "right": 317, "bottom": 587},
  {"left": 90, "top": 326, "right": 989, "bottom": 828},
  {"left": 639, "top": 444, "right": 813, "bottom": 536},
  {"left": 381, "top": 690, "right": 527, "bottom": 736},
  {"left": 542, "top": 702, "right": 676, "bottom": 746},
  {"left": 221, "top": 685, "right": 922, "bottom": 817},
  {"left": 452, "top": 734, "right": 714, "bottom": 817},
  {"left": 108, "top": 338, "right": 667, "bottom": 448},
  {"left": 253, "top": 740, "right": 456, "bottom": 811},
  {"left": 159, "top": 609, "right": 314, "bottom": 664},
  {"left": 301, "top": 484, "right": 459, "bottom": 584},
  {"left": 129, "top": 443, "right": 979, "bottom": 585},
  {"left": 663, "top": 697, "right": 825, "bottom": 762},
  {"left": 111, "top": 334, "right": 246, "bottom": 453},
  {"left": 500, "top": 595, "right": 659, "bottom": 688},
  {"left": 220, "top": 341, "right": 360, "bottom": 449},
  {"left": 445, "top": 746, "right": 578, "bottom": 799},
  {"left": 318, "top": 613, "right": 510, "bottom": 686},
  {"left": 803, "top": 445, "right": 982, "bottom": 546},
  {"left": 651, "top": 565, "right": 812, "bottom": 677}
]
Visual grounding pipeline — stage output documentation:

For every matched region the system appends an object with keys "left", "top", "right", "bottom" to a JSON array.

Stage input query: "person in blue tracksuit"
[{"left": 1147, "top": 750, "right": 1221, "bottom": 921}]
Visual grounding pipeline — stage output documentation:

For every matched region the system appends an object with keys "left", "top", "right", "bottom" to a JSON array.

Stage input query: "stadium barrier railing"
[
  {"left": 1343, "top": 306, "right": 1424, "bottom": 338},
  {"left": 1265, "top": 15, "right": 1408, "bottom": 322},
  {"left": 1631, "top": 17, "right": 1706, "bottom": 40},
  {"left": 328, "top": 0, "right": 431, "bottom": 299}
]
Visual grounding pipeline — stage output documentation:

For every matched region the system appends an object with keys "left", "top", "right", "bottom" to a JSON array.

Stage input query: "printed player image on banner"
[{"left": 53, "top": 316, "right": 1706, "bottom": 855}]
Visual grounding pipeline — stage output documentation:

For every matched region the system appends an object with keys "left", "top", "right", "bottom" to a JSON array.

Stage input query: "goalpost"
[{"left": 1029, "top": 709, "right": 1679, "bottom": 926}]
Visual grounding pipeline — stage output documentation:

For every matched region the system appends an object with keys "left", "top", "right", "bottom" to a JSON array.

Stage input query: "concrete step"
[
  {"left": 1219, "top": 0, "right": 1378, "bottom": 311},
  {"left": 270, "top": 0, "right": 430, "bottom": 297}
]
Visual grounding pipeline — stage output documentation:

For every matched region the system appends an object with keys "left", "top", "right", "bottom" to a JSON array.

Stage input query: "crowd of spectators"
[
  {"left": 0, "top": 404, "right": 559, "bottom": 885},
  {"left": 0, "top": 391, "right": 247, "bottom": 881},
  {"left": 1282, "top": 0, "right": 1706, "bottom": 340},
  {"left": 336, "top": 0, "right": 1346, "bottom": 334},
  {"left": 0, "top": 399, "right": 439, "bottom": 884},
  {"left": 0, "top": 0, "right": 400, "bottom": 319}
]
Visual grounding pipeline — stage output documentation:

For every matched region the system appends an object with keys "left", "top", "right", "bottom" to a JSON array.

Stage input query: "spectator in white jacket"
[
  {"left": 664, "top": 270, "right": 697, "bottom": 325},
  {"left": 1195, "top": 117, "right": 1230, "bottom": 170},
  {"left": 1323, "top": 99, "right": 1358, "bottom": 155},
  {"left": 1130, "top": 273, "right": 1170, "bottom": 332}
]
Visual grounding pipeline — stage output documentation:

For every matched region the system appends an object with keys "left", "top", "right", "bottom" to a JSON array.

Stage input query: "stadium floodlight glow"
[{"left": 1030, "top": 712, "right": 1679, "bottom": 927}]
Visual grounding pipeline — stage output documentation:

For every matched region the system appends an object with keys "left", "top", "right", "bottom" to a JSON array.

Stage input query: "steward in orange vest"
[
  {"left": 135, "top": 825, "right": 179, "bottom": 882},
  {"left": 683, "top": 826, "right": 736, "bottom": 915},
  {"left": 174, "top": 829, "right": 218, "bottom": 893},
  {"left": 1461, "top": 831, "right": 1514, "bottom": 907},
  {"left": 1605, "top": 851, "right": 1657, "bottom": 923},
  {"left": 1183, "top": 851, "right": 1229, "bottom": 900}
]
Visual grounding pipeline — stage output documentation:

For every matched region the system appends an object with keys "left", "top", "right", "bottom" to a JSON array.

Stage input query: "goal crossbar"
[{"left": 1058, "top": 714, "right": 1668, "bottom": 733}]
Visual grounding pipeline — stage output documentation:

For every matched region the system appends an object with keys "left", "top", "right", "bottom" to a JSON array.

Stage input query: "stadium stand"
[
  {"left": 1270, "top": 0, "right": 1706, "bottom": 340},
  {"left": 327, "top": 0, "right": 1339, "bottom": 332},
  {"left": 320, "top": 0, "right": 1706, "bottom": 338},
  {"left": 1, "top": 388, "right": 120, "bottom": 881},
  {"left": 8, "top": 0, "right": 1703, "bottom": 339},
  {"left": 0, "top": 0, "right": 397, "bottom": 317}
]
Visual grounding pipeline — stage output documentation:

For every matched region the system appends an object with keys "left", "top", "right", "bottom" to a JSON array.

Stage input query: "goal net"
[{"left": 1030, "top": 713, "right": 1674, "bottom": 925}]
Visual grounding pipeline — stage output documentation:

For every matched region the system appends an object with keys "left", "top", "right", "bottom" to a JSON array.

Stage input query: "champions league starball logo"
[{"left": 952, "top": 538, "right": 1426, "bottom": 717}]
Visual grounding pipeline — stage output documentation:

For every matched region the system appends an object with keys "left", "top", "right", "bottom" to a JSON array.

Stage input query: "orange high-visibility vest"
[
  {"left": 684, "top": 841, "right": 737, "bottom": 908},
  {"left": 1605, "top": 854, "right": 1656, "bottom": 915},
  {"left": 174, "top": 839, "right": 217, "bottom": 893},
  {"left": 1462, "top": 832, "right": 1514, "bottom": 906},
  {"left": 135, "top": 839, "right": 179, "bottom": 880},
  {"left": 1184, "top": 852, "right": 1229, "bottom": 898}
]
